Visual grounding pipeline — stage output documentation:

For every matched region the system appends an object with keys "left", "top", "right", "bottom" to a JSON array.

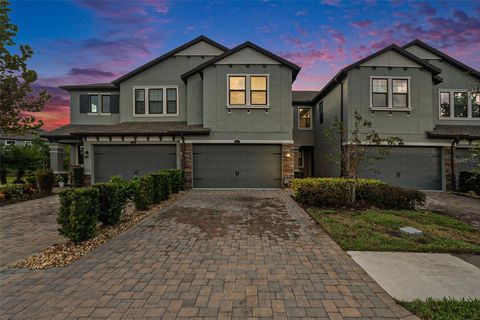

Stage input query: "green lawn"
[
  {"left": 308, "top": 208, "right": 480, "bottom": 253},
  {"left": 398, "top": 298, "right": 480, "bottom": 320}
]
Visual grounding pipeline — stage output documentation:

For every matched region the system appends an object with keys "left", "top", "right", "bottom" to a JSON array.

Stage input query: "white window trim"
[
  {"left": 226, "top": 74, "right": 270, "bottom": 109},
  {"left": 5, "top": 140, "right": 16, "bottom": 145},
  {"left": 297, "top": 106, "right": 313, "bottom": 130},
  {"left": 132, "top": 86, "right": 179, "bottom": 117},
  {"left": 369, "top": 76, "right": 411, "bottom": 111},
  {"left": 87, "top": 92, "right": 114, "bottom": 115},
  {"left": 438, "top": 89, "right": 479, "bottom": 120}
]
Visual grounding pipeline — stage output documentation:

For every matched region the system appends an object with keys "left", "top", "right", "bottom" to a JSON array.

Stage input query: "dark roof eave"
[
  {"left": 403, "top": 39, "right": 480, "bottom": 80},
  {"left": 59, "top": 84, "right": 119, "bottom": 91},
  {"left": 426, "top": 132, "right": 480, "bottom": 140},
  {"left": 112, "top": 36, "right": 228, "bottom": 85},
  {"left": 69, "top": 130, "right": 210, "bottom": 137}
]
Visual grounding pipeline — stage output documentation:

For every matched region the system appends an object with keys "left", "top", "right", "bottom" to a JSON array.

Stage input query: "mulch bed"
[{"left": 11, "top": 191, "right": 186, "bottom": 270}]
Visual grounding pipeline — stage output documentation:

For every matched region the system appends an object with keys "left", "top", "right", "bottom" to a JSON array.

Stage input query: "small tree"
[
  {"left": 324, "top": 111, "right": 403, "bottom": 203},
  {"left": 0, "top": 0, "right": 50, "bottom": 134}
]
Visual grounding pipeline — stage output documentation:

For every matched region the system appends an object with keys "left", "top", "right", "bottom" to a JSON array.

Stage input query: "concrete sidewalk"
[{"left": 349, "top": 251, "right": 480, "bottom": 301}]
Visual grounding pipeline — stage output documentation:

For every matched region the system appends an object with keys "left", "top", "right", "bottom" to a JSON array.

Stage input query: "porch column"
[{"left": 49, "top": 143, "right": 64, "bottom": 174}]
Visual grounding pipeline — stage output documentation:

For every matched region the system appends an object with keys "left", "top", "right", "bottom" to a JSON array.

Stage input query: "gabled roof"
[
  {"left": 292, "top": 91, "right": 319, "bottom": 105},
  {"left": 313, "top": 44, "right": 442, "bottom": 103},
  {"left": 403, "top": 39, "right": 480, "bottom": 80},
  {"left": 181, "top": 41, "right": 301, "bottom": 83},
  {"left": 112, "top": 36, "right": 228, "bottom": 85},
  {"left": 59, "top": 83, "right": 118, "bottom": 91}
]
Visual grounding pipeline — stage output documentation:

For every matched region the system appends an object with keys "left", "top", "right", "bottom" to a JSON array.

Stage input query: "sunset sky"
[{"left": 9, "top": 0, "right": 480, "bottom": 131}]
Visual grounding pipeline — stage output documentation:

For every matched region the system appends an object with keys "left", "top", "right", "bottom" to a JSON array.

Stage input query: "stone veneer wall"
[
  {"left": 282, "top": 144, "right": 295, "bottom": 188},
  {"left": 444, "top": 146, "right": 454, "bottom": 191},
  {"left": 183, "top": 143, "right": 193, "bottom": 189}
]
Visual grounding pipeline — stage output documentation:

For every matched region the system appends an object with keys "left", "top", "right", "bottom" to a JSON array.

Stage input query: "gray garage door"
[
  {"left": 94, "top": 145, "right": 177, "bottom": 182},
  {"left": 358, "top": 146, "right": 442, "bottom": 190},
  {"left": 193, "top": 144, "right": 282, "bottom": 188}
]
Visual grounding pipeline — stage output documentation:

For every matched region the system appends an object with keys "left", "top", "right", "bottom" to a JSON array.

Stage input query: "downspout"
[
  {"left": 451, "top": 137, "right": 458, "bottom": 190},
  {"left": 181, "top": 133, "right": 186, "bottom": 172},
  {"left": 339, "top": 79, "right": 345, "bottom": 177}
]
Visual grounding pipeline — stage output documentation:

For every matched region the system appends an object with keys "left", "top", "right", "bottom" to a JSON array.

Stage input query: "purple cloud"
[
  {"left": 416, "top": 2, "right": 437, "bottom": 16},
  {"left": 350, "top": 20, "right": 372, "bottom": 28},
  {"left": 68, "top": 68, "right": 116, "bottom": 77}
]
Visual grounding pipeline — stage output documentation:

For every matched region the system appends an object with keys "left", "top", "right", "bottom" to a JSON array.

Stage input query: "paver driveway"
[
  {"left": 0, "top": 195, "right": 62, "bottom": 267},
  {"left": 0, "top": 191, "right": 416, "bottom": 319}
]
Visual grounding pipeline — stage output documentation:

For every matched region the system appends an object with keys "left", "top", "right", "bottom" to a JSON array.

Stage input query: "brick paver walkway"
[
  {"left": 0, "top": 195, "right": 63, "bottom": 267},
  {"left": 0, "top": 190, "right": 416, "bottom": 319}
]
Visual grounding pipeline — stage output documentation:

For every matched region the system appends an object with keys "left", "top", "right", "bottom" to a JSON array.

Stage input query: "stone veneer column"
[
  {"left": 282, "top": 144, "right": 294, "bottom": 188},
  {"left": 444, "top": 146, "right": 454, "bottom": 190},
  {"left": 183, "top": 143, "right": 193, "bottom": 189}
]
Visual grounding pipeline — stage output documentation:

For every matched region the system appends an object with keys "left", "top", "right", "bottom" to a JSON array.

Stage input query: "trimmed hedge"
[
  {"left": 162, "top": 169, "right": 184, "bottom": 193},
  {"left": 57, "top": 188, "right": 100, "bottom": 243},
  {"left": 150, "top": 172, "right": 170, "bottom": 203},
  {"left": 35, "top": 169, "right": 55, "bottom": 194},
  {"left": 132, "top": 176, "right": 155, "bottom": 210},
  {"left": 109, "top": 175, "right": 135, "bottom": 202},
  {"left": 292, "top": 177, "right": 425, "bottom": 210},
  {"left": 458, "top": 171, "right": 480, "bottom": 195},
  {"left": 92, "top": 182, "right": 126, "bottom": 225}
]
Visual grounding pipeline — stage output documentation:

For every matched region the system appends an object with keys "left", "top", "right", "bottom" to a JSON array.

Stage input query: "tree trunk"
[
  {"left": 0, "top": 169, "right": 6, "bottom": 184},
  {"left": 16, "top": 169, "right": 25, "bottom": 181}
]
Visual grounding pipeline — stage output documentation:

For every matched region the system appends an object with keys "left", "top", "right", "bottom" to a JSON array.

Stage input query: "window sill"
[
  {"left": 100, "top": 113, "right": 111, "bottom": 116},
  {"left": 439, "top": 117, "right": 480, "bottom": 121},
  {"left": 133, "top": 114, "right": 179, "bottom": 117},
  {"left": 369, "top": 107, "right": 412, "bottom": 112},
  {"left": 297, "top": 127, "right": 313, "bottom": 131},
  {"left": 87, "top": 112, "right": 99, "bottom": 116},
  {"left": 226, "top": 105, "right": 270, "bottom": 109}
]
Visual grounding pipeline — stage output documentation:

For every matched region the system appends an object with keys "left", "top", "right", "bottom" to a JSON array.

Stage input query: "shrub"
[
  {"left": 132, "top": 175, "right": 154, "bottom": 210},
  {"left": 110, "top": 175, "right": 134, "bottom": 202},
  {"left": 72, "top": 167, "right": 85, "bottom": 187},
  {"left": 357, "top": 184, "right": 425, "bottom": 210},
  {"left": 60, "top": 173, "right": 69, "bottom": 185},
  {"left": 92, "top": 182, "right": 126, "bottom": 225},
  {"left": 458, "top": 171, "right": 480, "bottom": 195},
  {"left": 35, "top": 169, "right": 55, "bottom": 194},
  {"left": 292, "top": 177, "right": 424, "bottom": 210},
  {"left": 24, "top": 175, "right": 37, "bottom": 189},
  {"left": 57, "top": 188, "right": 100, "bottom": 243},
  {"left": 0, "top": 183, "right": 35, "bottom": 204},
  {"left": 162, "top": 169, "right": 184, "bottom": 193},
  {"left": 152, "top": 171, "right": 171, "bottom": 202}
]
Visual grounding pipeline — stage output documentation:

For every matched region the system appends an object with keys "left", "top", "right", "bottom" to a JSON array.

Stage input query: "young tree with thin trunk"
[
  {"left": 324, "top": 111, "right": 403, "bottom": 203},
  {"left": 0, "top": 0, "right": 50, "bottom": 134}
]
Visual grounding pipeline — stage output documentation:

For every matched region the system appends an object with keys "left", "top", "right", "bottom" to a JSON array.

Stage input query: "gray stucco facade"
[{"left": 45, "top": 37, "right": 478, "bottom": 190}]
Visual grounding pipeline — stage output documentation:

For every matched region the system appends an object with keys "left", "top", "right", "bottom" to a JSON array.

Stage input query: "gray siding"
[
  {"left": 347, "top": 66, "right": 435, "bottom": 143},
  {"left": 70, "top": 90, "right": 120, "bottom": 125},
  {"left": 292, "top": 105, "right": 314, "bottom": 146},
  {"left": 119, "top": 56, "right": 212, "bottom": 123},
  {"left": 186, "top": 74, "right": 203, "bottom": 125},
  {"left": 194, "top": 64, "right": 293, "bottom": 141}
]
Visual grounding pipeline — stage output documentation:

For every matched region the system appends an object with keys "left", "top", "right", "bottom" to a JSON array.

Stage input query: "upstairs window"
[
  {"left": 439, "top": 90, "right": 479, "bottom": 119},
  {"left": 372, "top": 78, "right": 388, "bottom": 107},
  {"left": 101, "top": 95, "right": 111, "bottom": 113},
  {"left": 228, "top": 75, "right": 269, "bottom": 106},
  {"left": 392, "top": 79, "right": 408, "bottom": 108},
  {"left": 298, "top": 107, "right": 312, "bottom": 129},
  {"left": 229, "top": 76, "right": 246, "bottom": 105},
  {"left": 135, "top": 89, "right": 145, "bottom": 114},
  {"left": 149, "top": 89, "right": 163, "bottom": 114},
  {"left": 89, "top": 95, "right": 98, "bottom": 113},
  {"left": 167, "top": 88, "right": 177, "bottom": 114},
  {"left": 134, "top": 87, "right": 178, "bottom": 116},
  {"left": 371, "top": 77, "right": 410, "bottom": 109},
  {"left": 250, "top": 76, "right": 267, "bottom": 105}
]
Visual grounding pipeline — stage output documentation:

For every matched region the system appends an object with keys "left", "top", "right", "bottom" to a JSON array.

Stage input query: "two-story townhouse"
[
  {"left": 43, "top": 36, "right": 301, "bottom": 188},
  {"left": 308, "top": 41, "right": 479, "bottom": 191}
]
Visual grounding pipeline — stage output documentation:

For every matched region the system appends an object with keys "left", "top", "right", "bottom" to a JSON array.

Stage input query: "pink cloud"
[
  {"left": 350, "top": 20, "right": 372, "bottom": 29},
  {"left": 280, "top": 48, "right": 336, "bottom": 67}
]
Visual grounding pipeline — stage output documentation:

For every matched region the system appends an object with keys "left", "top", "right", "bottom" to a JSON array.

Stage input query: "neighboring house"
[
  {"left": 0, "top": 130, "right": 43, "bottom": 146},
  {"left": 43, "top": 36, "right": 300, "bottom": 188},
  {"left": 43, "top": 36, "right": 479, "bottom": 190},
  {"left": 305, "top": 39, "right": 479, "bottom": 190}
]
